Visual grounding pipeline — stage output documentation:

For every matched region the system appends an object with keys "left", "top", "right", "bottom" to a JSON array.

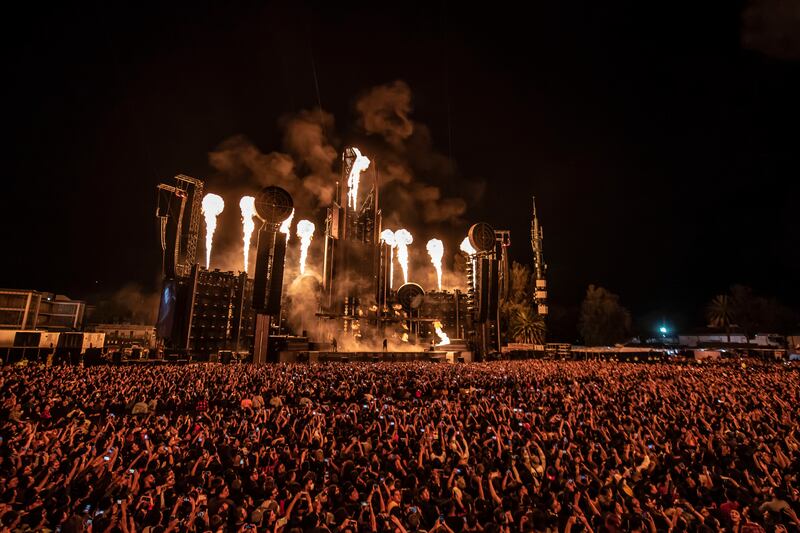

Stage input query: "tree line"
[{"left": 500, "top": 261, "right": 799, "bottom": 347}]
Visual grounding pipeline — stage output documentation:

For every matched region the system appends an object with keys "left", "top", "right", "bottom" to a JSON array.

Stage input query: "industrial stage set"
[{"left": 155, "top": 147, "right": 547, "bottom": 363}]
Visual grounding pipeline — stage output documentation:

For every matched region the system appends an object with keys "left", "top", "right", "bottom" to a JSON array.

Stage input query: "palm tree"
[
  {"left": 706, "top": 294, "right": 734, "bottom": 343},
  {"left": 511, "top": 306, "right": 546, "bottom": 345}
]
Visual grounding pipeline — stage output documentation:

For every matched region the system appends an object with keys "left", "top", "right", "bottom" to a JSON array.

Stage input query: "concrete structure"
[{"left": 0, "top": 289, "right": 85, "bottom": 330}]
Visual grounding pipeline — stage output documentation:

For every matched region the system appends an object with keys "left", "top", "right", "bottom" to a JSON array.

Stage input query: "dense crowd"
[{"left": 0, "top": 360, "right": 798, "bottom": 533}]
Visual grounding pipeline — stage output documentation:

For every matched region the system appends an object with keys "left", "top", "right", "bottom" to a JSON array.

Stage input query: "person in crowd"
[{"left": 0, "top": 359, "right": 797, "bottom": 532}]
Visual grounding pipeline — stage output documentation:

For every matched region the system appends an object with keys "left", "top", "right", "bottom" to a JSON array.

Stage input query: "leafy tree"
[
  {"left": 578, "top": 285, "right": 631, "bottom": 346},
  {"left": 706, "top": 294, "right": 734, "bottom": 343},
  {"left": 510, "top": 305, "right": 546, "bottom": 344},
  {"left": 707, "top": 285, "right": 799, "bottom": 342},
  {"left": 499, "top": 262, "right": 545, "bottom": 344}
]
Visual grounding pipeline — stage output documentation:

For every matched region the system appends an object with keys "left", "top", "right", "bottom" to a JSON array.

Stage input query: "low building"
[
  {"left": 0, "top": 330, "right": 104, "bottom": 363},
  {"left": 0, "top": 289, "right": 85, "bottom": 330},
  {"left": 88, "top": 324, "right": 157, "bottom": 350},
  {"left": 679, "top": 328, "right": 786, "bottom": 348}
]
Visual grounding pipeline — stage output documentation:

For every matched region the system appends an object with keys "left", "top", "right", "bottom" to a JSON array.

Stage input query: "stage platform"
[{"left": 278, "top": 350, "right": 473, "bottom": 363}]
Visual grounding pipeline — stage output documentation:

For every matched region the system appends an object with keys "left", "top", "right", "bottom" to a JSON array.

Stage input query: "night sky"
[{"left": 4, "top": 1, "right": 799, "bottom": 332}]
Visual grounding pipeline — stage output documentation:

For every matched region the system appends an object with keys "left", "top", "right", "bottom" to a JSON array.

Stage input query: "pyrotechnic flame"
[
  {"left": 394, "top": 229, "right": 413, "bottom": 284},
  {"left": 296, "top": 219, "right": 315, "bottom": 276},
  {"left": 459, "top": 237, "right": 476, "bottom": 255},
  {"left": 426, "top": 238, "right": 444, "bottom": 291},
  {"left": 433, "top": 320, "right": 450, "bottom": 346},
  {"left": 201, "top": 193, "right": 225, "bottom": 269},
  {"left": 460, "top": 237, "right": 477, "bottom": 290},
  {"left": 279, "top": 208, "right": 295, "bottom": 243},
  {"left": 239, "top": 196, "right": 256, "bottom": 274},
  {"left": 347, "top": 147, "right": 371, "bottom": 209},
  {"left": 380, "top": 229, "right": 397, "bottom": 289}
]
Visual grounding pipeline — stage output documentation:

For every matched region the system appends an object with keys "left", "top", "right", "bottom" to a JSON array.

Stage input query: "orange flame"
[
  {"left": 239, "top": 196, "right": 256, "bottom": 273},
  {"left": 426, "top": 238, "right": 444, "bottom": 291},
  {"left": 201, "top": 193, "right": 225, "bottom": 268},
  {"left": 279, "top": 208, "right": 295, "bottom": 243},
  {"left": 460, "top": 237, "right": 477, "bottom": 290},
  {"left": 433, "top": 320, "right": 450, "bottom": 346},
  {"left": 394, "top": 229, "right": 413, "bottom": 284},
  {"left": 296, "top": 219, "right": 315, "bottom": 276},
  {"left": 347, "top": 148, "right": 371, "bottom": 209}
]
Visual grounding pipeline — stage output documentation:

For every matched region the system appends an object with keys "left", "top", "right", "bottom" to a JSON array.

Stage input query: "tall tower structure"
[
  {"left": 531, "top": 197, "right": 548, "bottom": 317},
  {"left": 321, "top": 147, "right": 380, "bottom": 329}
]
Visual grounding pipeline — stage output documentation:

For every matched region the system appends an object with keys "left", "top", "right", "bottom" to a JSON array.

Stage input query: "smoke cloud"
[
  {"left": 742, "top": 0, "right": 800, "bottom": 59},
  {"left": 203, "top": 81, "right": 481, "bottom": 298},
  {"left": 356, "top": 80, "right": 414, "bottom": 147},
  {"left": 89, "top": 284, "right": 160, "bottom": 325}
]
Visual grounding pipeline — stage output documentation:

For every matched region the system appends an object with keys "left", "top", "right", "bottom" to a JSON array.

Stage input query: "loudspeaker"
[
  {"left": 477, "top": 258, "right": 490, "bottom": 322},
  {"left": 266, "top": 237, "right": 286, "bottom": 315},
  {"left": 488, "top": 258, "right": 499, "bottom": 318},
  {"left": 253, "top": 229, "right": 276, "bottom": 310}
]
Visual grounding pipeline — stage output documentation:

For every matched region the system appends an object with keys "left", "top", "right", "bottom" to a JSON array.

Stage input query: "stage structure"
[
  {"left": 321, "top": 147, "right": 382, "bottom": 335},
  {"left": 531, "top": 197, "right": 548, "bottom": 342},
  {"left": 156, "top": 174, "right": 204, "bottom": 279},
  {"left": 152, "top": 148, "right": 516, "bottom": 362},
  {"left": 462, "top": 222, "right": 503, "bottom": 359},
  {"left": 251, "top": 186, "right": 294, "bottom": 364}
]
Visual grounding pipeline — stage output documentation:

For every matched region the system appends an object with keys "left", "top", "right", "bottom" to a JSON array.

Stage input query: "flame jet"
[
  {"left": 460, "top": 237, "right": 477, "bottom": 290},
  {"left": 426, "top": 239, "right": 444, "bottom": 290},
  {"left": 279, "top": 208, "right": 295, "bottom": 243},
  {"left": 380, "top": 229, "right": 397, "bottom": 289},
  {"left": 347, "top": 148, "right": 371, "bottom": 209},
  {"left": 296, "top": 219, "right": 315, "bottom": 276},
  {"left": 394, "top": 229, "right": 413, "bottom": 284},
  {"left": 433, "top": 320, "right": 451, "bottom": 346},
  {"left": 239, "top": 196, "right": 256, "bottom": 273},
  {"left": 201, "top": 193, "right": 225, "bottom": 269}
]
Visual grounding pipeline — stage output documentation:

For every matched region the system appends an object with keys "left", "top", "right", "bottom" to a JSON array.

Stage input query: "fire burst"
[
  {"left": 394, "top": 229, "right": 413, "bottom": 284},
  {"left": 296, "top": 219, "right": 315, "bottom": 276},
  {"left": 380, "top": 229, "right": 397, "bottom": 289},
  {"left": 433, "top": 320, "right": 451, "bottom": 346},
  {"left": 239, "top": 196, "right": 256, "bottom": 273},
  {"left": 426, "top": 239, "right": 444, "bottom": 291},
  {"left": 201, "top": 193, "right": 225, "bottom": 269},
  {"left": 460, "top": 237, "right": 477, "bottom": 290},
  {"left": 459, "top": 237, "right": 476, "bottom": 255},
  {"left": 347, "top": 148, "right": 371, "bottom": 209},
  {"left": 279, "top": 208, "right": 295, "bottom": 243}
]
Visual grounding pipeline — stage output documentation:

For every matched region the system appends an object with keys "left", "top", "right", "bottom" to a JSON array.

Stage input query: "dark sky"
[{"left": 3, "top": 1, "right": 799, "bottom": 329}]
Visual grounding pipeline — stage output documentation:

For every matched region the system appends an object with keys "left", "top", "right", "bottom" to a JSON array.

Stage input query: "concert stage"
[{"left": 277, "top": 350, "right": 473, "bottom": 363}]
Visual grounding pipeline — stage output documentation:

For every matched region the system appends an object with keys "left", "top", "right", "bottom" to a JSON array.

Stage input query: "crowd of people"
[{"left": 0, "top": 359, "right": 798, "bottom": 532}]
